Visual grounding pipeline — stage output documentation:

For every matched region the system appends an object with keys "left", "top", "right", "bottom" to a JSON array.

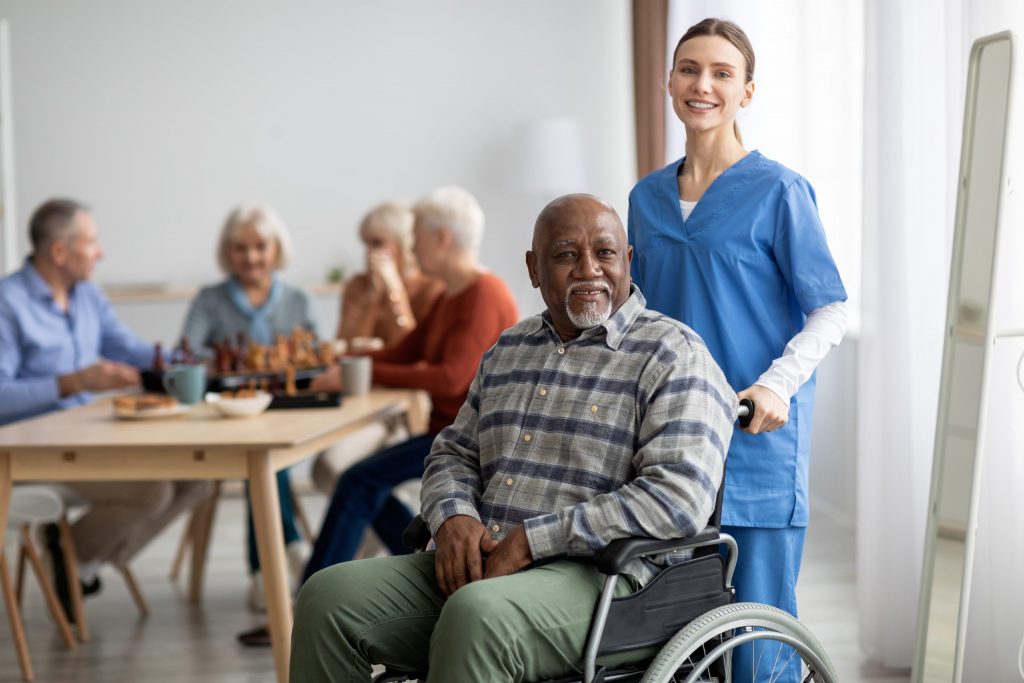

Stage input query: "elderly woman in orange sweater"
[{"left": 306, "top": 186, "right": 517, "bottom": 569}]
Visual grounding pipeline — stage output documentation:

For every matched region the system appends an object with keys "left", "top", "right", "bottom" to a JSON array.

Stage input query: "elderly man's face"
[
  {"left": 527, "top": 196, "right": 633, "bottom": 341},
  {"left": 54, "top": 210, "right": 104, "bottom": 283}
]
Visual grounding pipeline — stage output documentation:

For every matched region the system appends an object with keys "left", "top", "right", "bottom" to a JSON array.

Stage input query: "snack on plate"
[
  {"left": 220, "top": 388, "right": 259, "bottom": 399},
  {"left": 114, "top": 394, "right": 179, "bottom": 412}
]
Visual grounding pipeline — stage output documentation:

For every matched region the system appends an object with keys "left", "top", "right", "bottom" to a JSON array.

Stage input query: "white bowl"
[{"left": 205, "top": 391, "right": 273, "bottom": 418}]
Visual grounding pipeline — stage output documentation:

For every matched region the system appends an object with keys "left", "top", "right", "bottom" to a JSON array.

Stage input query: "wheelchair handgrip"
[
  {"left": 402, "top": 515, "right": 432, "bottom": 551},
  {"left": 738, "top": 398, "right": 754, "bottom": 429},
  {"left": 596, "top": 526, "right": 722, "bottom": 575}
]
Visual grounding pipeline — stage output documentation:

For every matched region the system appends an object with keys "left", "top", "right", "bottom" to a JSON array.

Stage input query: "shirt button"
[
  {"left": 491, "top": 524, "right": 500, "bottom": 533},
  {"left": 557, "top": 347, "right": 565, "bottom": 355},
  {"left": 591, "top": 405, "right": 598, "bottom": 413},
  {"left": 539, "top": 388, "right": 547, "bottom": 396},
  {"left": 396, "top": 315, "right": 408, "bottom": 326},
  {"left": 505, "top": 478, "right": 514, "bottom": 486},
  {"left": 523, "top": 434, "right": 532, "bottom": 442}
]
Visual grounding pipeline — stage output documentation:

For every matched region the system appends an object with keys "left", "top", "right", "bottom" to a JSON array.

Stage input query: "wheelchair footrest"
[{"left": 596, "top": 554, "right": 732, "bottom": 655}]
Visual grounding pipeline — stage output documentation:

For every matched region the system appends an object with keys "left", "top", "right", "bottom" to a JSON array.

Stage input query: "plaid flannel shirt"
[{"left": 421, "top": 287, "right": 737, "bottom": 584}]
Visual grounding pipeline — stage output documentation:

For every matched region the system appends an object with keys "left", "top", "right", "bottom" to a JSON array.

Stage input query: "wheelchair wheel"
[{"left": 639, "top": 602, "right": 837, "bottom": 683}]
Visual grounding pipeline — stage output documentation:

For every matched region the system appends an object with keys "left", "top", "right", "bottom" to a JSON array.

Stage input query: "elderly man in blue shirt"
[
  {"left": 0, "top": 198, "right": 208, "bottom": 612},
  {"left": 290, "top": 194, "right": 739, "bottom": 682}
]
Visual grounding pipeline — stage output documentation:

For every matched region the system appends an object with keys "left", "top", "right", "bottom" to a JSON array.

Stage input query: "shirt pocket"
[{"left": 477, "top": 383, "right": 530, "bottom": 464}]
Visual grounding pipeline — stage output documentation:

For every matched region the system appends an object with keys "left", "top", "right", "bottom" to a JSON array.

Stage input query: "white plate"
[
  {"left": 205, "top": 391, "right": 273, "bottom": 418},
  {"left": 113, "top": 404, "right": 192, "bottom": 420}
]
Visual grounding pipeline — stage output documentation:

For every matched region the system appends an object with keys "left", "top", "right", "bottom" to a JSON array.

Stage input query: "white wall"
[{"left": 0, "top": 0, "right": 636, "bottom": 322}]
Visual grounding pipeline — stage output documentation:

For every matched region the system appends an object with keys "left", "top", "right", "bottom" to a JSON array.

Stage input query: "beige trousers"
[{"left": 60, "top": 480, "right": 213, "bottom": 566}]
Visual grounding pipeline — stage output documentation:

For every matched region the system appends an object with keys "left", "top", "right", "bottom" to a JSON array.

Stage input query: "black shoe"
[
  {"left": 81, "top": 575, "right": 102, "bottom": 596},
  {"left": 45, "top": 523, "right": 74, "bottom": 623},
  {"left": 237, "top": 624, "right": 272, "bottom": 648}
]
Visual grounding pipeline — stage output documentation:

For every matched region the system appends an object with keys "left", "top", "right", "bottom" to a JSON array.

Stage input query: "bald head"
[
  {"left": 532, "top": 194, "right": 625, "bottom": 251},
  {"left": 526, "top": 194, "right": 633, "bottom": 341}
]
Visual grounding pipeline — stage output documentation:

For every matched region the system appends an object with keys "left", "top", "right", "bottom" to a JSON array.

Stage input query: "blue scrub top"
[{"left": 628, "top": 151, "right": 846, "bottom": 528}]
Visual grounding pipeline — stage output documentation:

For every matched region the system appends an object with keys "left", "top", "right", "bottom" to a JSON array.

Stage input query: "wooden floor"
[{"left": 1, "top": 495, "right": 911, "bottom": 682}]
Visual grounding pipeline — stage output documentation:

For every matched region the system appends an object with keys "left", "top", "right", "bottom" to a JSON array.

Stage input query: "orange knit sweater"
[{"left": 368, "top": 273, "right": 518, "bottom": 434}]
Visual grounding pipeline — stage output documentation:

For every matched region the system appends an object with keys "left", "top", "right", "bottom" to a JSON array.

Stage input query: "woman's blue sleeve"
[
  {"left": 772, "top": 178, "right": 847, "bottom": 314},
  {"left": 627, "top": 192, "right": 645, "bottom": 291}
]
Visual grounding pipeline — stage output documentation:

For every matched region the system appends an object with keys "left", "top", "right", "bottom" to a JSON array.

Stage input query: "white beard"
[{"left": 565, "top": 281, "right": 612, "bottom": 329}]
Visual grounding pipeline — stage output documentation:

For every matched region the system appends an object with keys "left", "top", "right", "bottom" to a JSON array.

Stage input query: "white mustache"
[{"left": 566, "top": 281, "right": 611, "bottom": 296}]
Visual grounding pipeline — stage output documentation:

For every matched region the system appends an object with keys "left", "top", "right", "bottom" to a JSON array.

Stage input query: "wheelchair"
[{"left": 374, "top": 400, "right": 837, "bottom": 683}]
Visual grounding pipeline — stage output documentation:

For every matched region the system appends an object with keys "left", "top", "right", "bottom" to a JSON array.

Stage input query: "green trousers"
[{"left": 290, "top": 552, "right": 649, "bottom": 683}]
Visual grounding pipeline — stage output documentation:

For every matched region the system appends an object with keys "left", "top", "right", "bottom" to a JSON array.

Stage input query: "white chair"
[{"left": 2, "top": 486, "right": 77, "bottom": 682}]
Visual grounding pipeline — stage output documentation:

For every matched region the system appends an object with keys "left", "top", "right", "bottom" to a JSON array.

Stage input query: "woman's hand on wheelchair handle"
[
  {"left": 434, "top": 515, "right": 490, "bottom": 596},
  {"left": 482, "top": 526, "right": 533, "bottom": 580},
  {"left": 737, "top": 384, "right": 789, "bottom": 434}
]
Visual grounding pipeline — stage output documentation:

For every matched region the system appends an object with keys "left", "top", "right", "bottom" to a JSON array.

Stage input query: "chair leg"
[
  {"left": 56, "top": 516, "right": 89, "bottom": 642},
  {"left": 15, "top": 537, "right": 27, "bottom": 607},
  {"left": 189, "top": 481, "right": 220, "bottom": 604},
  {"left": 116, "top": 565, "right": 149, "bottom": 617},
  {"left": 18, "top": 526, "right": 76, "bottom": 650},
  {"left": 290, "top": 480, "right": 316, "bottom": 545},
  {"left": 1, "top": 549, "right": 34, "bottom": 681},
  {"left": 169, "top": 513, "right": 194, "bottom": 582}
]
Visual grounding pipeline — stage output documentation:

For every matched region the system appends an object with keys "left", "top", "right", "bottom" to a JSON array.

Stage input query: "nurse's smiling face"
[
  {"left": 526, "top": 195, "right": 633, "bottom": 342},
  {"left": 669, "top": 35, "right": 754, "bottom": 135}
]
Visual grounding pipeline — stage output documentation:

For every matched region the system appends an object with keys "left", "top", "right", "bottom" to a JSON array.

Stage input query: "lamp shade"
[{"left": 514, "top": 116, "right": 587, "bottom": 200}]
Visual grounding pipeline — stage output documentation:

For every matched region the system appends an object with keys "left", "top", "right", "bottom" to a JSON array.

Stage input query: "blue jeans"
[
  {"left": 721, "top": 525, "right": 807, "bottom": 683},
  {"left": 301, "top": 434, "right": 436, "bottom": 584}
]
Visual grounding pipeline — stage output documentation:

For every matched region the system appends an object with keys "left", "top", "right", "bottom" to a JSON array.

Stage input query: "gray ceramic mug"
[
  {"left": 162, "top": 364, "right": 207, "bottom": 404},
  {"left": 340, "top": 356, "right": 372, "bottom": 396}
]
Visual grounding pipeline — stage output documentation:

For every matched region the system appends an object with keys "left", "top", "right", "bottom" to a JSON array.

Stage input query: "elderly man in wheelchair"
[{"left": 290, "top": 195, "right": 836, "bottom": 683}]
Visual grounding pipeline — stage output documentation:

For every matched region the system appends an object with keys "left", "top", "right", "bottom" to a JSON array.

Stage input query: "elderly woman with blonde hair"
[
  {"left": 181, "top": 205, "right": 316, "bottom": 611},
  {"left": 337, "top": 201, "right": 444, "bottom": 346}
]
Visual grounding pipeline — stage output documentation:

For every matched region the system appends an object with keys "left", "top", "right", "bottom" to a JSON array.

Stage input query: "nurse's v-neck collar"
[{"left": 664, "top": 150, "right": 764, "bottom": 234}]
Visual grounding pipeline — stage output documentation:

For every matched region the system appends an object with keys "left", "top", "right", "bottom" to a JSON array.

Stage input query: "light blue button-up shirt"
[{"left": 0, "top": 259, "right": 156, "bottom": 425}]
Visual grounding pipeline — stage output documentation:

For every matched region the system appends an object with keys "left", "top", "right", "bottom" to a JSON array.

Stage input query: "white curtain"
[{"left": 859, "top": 0, "right": 1024, "bottom": 677}]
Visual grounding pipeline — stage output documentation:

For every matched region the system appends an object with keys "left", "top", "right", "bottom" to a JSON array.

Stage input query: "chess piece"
[
  {"left": 152, "top": 343, "right": 166, "bottom": 372},
  {"left": 284, "top": 366, "right": 297, "bottom": 397}
]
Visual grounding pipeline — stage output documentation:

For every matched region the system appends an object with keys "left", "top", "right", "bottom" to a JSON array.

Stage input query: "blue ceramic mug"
[{"left": 162, "top": 364, "right": 207, "bottom": 404}]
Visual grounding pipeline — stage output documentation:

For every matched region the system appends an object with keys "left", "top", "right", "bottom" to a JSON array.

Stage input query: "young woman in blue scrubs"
[{"left": 628, "top": 18, "right": 848, "bottom": 682}]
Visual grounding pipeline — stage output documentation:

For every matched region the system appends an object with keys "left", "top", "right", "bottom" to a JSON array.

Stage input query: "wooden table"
[{"left": 0, "top": 388, "right": 428, "bottom": 683}]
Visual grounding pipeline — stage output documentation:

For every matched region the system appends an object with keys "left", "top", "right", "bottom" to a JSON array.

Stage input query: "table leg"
[
  {"left": 248, "top": 450, "right": 291, "bottom": 683},
  {"left": 403, "top": 391, "right": 430, "bottom": 436}
]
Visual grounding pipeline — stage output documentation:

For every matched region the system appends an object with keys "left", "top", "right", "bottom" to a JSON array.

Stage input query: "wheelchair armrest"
[
  {"left": 596, "top": 526, "right": 721, "bottom": 575},
  {"left": 402, "top": 514, "right": 432, "bottom": 551}
]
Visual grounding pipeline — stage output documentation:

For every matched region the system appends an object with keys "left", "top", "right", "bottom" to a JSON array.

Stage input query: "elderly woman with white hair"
[
  {"left": 303, "top": 185, "right": 518, "bottom": 574},
  {"left": 181, "top": 205, "right": 316, "bottom": 611}
]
